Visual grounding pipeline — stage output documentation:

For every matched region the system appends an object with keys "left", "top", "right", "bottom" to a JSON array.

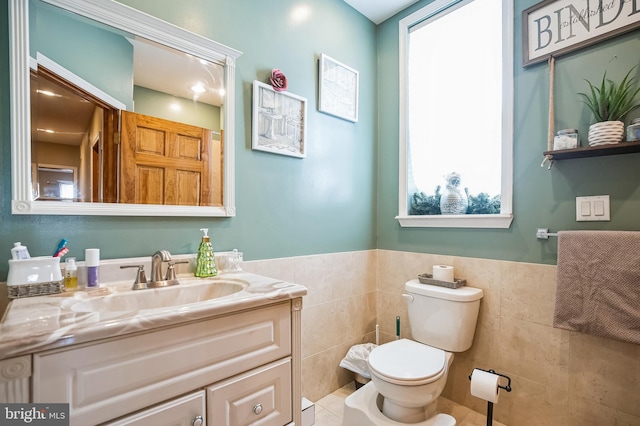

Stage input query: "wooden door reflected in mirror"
[{"left": 120, "top": 111, "right": 223, "bottom": 206}]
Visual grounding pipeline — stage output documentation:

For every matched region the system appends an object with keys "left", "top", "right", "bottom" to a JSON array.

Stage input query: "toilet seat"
[{"left": 368, "top": 339, "right": 446, "bottom": 386}]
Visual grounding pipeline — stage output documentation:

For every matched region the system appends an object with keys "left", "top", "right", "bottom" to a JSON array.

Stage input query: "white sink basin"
[{"left": 71, "top": 279, "right": 246, "bottom": 313}]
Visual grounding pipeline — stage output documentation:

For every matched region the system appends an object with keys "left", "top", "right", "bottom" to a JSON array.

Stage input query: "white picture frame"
[
  {"left": 252, "top": 80, "right": 307, "bottom": 158},
  {"left": 319, "top": 54, "right": 359, "bottom": 123},
  {"left": 522, "top": 0, "right": 640, "bottom": 66}
]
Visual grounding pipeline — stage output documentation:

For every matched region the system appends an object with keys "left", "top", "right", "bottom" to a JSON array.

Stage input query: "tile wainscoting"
[{"left": 243, "top": 249, "right": 640, "bottom": 426}]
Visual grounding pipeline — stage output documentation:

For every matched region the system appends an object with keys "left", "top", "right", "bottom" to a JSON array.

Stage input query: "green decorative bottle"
[{"left": 195, "top": 228, "right": 217, "bottom": 277}]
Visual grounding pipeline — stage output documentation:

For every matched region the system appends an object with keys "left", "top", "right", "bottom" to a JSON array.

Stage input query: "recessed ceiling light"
[
  {"left": 191, "top": 83, "right": 206, "bottom": 94},
  {"left": 36, "top": 89, "right": 61, "bottom": 97}
]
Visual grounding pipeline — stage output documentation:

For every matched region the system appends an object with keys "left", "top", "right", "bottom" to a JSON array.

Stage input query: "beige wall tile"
[
  {"left": 376, "top": 289, "right": 409, "bottom": 340},
  {"left": 294, "top": 251, "right": 378, "bottom": 399},
  {"left": 500, "top": 261, "right": 557, "bottom": 326},
  {"left": 456, "top": 311, "right": 501, "bottom": 366},
  {"left": 293, "top": 254, "right": 337, "bottom": 307},
  {"left": 499, "top": 317, "right": 570, "bottom": 389},
  {"left": 330, "top": 250, "right": 377, "bottom": 299},
  {"left": 302, "top": 292, "right": 375, "bottom": 357},
  {"left": 377, "top": 250, "right": 454, "bottom": 292},
  {"left": 453, "top": 257, "right": 501, "bottom": 318},
  {"left": 568, "top": 395, "right": 640, "bottom": 426},
  {"left": 302, "top": 341, "right": 360, "bottom": 402},
  {"left": 568, "top": 332, "right": 640, "bottom": 417},
  {"left": 441, "top": 356, "right": 486, "bottom": 414},
  {"left": 242, "top": 257, "right": 295, "bottom": 282},
  {"left": 489, "top": 373, "right": 569, "bottom": 426}
]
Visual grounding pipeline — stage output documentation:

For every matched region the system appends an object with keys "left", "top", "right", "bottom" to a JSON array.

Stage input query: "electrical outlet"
[{"left": 576, "top": 195, "right": 610, "bottom": 221}]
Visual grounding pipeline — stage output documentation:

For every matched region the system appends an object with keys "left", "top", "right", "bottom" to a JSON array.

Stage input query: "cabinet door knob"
[
  {"left": 253, "top": 403, "right": 263, "bottom": 415},
  {"left": 192, "top": 415, "right": 203, "bottom": 426}
]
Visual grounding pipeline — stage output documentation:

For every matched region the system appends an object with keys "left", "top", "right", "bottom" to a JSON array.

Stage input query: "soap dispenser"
[{"left": 195, "top": 228, "right": 218, "bottom": 277}]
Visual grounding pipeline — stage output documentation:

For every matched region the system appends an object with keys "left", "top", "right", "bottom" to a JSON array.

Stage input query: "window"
[{"left": 397, "top": 0, "right": 513, "bottom": 228}]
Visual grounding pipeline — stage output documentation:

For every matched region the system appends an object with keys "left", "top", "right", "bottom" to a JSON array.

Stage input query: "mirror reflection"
[{"left": 29, "top": 0, "right": 227, "bottom": 207}]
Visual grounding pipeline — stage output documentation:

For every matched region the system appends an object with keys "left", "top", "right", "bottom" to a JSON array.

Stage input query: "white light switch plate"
[{"left": 576, "top": 195, "right": 610, "bottom": 221}]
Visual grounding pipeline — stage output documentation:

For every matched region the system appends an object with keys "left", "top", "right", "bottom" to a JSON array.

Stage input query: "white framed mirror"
[{"left": 9, "top": 0, "right": 242, "bottom": 216}]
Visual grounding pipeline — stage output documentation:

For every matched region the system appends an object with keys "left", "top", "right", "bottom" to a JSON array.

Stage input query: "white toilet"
[{"left": 343, "top": 279, "right": 483, "bottom": 425}]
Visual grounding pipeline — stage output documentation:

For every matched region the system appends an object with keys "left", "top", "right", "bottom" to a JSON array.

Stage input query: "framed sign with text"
[{"left": 523, "top": 0, "right": 640, "bottom": 66}]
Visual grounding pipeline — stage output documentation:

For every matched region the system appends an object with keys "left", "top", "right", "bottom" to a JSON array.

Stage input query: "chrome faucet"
[
  {"left": 121, "top": 250, "right": 187, "bottom": 290},
  {"left": 151, "top": 250, "right": 172, "bottom": 283}
]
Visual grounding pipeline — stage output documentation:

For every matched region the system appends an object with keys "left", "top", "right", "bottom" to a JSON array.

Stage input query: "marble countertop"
[{"left": 0, "top": 272, "right": 307, "bottom": 360}]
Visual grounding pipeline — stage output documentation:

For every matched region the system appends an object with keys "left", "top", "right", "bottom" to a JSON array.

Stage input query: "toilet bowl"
[{"left": 368, "top": 339, "right": 453, "bottom": 423}]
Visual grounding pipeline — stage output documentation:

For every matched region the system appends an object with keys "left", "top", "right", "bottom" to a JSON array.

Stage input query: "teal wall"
[
  {"left": 2, "top": 0, "right": 640, "bottom": 281},
  {"left": 0, "top": 0, "right": 378, "bottom": 280},
  {"left": 133, "top": 86, "right": 221, "bottom": 131},
  {"left": 376, "top": 0, "right": 640, "bottom": 264}
]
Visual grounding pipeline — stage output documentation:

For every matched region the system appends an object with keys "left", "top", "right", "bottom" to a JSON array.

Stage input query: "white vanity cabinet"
[
  {"left": 106, "top": 391, "right": 206, "bottom": 426},
  {"left": 207, "top": 358, "right": 292, "bottom": 425},
  {"left": 28, "top": 299, "right": 303, "bottom": 426}
]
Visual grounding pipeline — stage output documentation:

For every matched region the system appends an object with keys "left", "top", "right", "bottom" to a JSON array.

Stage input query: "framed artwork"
[
  {"left": 252, "top": 80, "right": 307, "bottom": 158},
  {"left": 523, "top": 0, "right": 640, "bottom": 66},
  {"left": 319, "top": 54, "right": 359, "bottom": 122}
]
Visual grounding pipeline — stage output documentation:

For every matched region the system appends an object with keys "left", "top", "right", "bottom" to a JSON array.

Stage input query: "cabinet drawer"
[
  {"left": 33, "top": 302, "right": 291, "bottom": 426},
  {"left": 105, "top": 391, "right": 205, "bottom": 426},
  {"left": 207, "top": 358, "right": 292, "bottom": 426}
]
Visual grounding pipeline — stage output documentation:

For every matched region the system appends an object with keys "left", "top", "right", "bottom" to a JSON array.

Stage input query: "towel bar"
[{"left": 536, "top": 228, "right": 558, "bottom": 239}]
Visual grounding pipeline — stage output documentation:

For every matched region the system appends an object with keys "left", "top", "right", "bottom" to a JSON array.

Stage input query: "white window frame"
[{"left": 396, "top": 0, "right": 514, "bottom": 228}]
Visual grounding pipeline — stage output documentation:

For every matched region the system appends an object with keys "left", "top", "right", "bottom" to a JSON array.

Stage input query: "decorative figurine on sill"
[{"left": 439, "top": 172, "right": 468, "bottom": 214}]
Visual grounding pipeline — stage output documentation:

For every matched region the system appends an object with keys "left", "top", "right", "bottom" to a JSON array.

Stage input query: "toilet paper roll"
[
  {"left": 470, "top": 369, "right": 500, "bottom": 403},
  {"left": 432, "top": 265, "right": 454, "bottom": 282}
]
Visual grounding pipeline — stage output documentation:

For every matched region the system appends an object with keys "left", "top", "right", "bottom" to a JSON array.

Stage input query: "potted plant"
[{"left": 578, "top": 67, "right": 640, "bottom": 146}]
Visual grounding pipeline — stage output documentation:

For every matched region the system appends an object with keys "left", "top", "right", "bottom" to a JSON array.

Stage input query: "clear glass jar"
[
  {"left": 553, "top": 129, "right": 579, "bottom": 150},
  {"left": 627, "top": 118, "right": 640, "bottom": 142}
]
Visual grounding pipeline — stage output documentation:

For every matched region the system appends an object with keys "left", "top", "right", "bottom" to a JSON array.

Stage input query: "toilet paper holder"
[
  {"left": 468, "top": 368, "right": 512, "bottom": 426},
  {"left": 468, "top": 368, "right": 512, "bottom": 393}
]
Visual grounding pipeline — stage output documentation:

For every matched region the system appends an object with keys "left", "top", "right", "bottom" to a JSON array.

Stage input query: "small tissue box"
[{"left": 7, "top": 256, "right": 63, "bottom": 298}]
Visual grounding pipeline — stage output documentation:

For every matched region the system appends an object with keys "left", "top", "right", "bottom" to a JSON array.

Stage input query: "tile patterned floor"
[{"left": 312, "top": 382, "right": 507, "bottom": 426}]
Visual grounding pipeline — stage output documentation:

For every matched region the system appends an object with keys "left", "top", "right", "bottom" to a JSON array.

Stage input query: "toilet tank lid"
[{"left": 405, "top": 279, "right": 483, "bottom": 302}]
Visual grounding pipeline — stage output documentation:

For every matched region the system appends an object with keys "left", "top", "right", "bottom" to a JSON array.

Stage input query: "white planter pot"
[{"left": 588, "top": 121, "right": 624, "bottom": 146}]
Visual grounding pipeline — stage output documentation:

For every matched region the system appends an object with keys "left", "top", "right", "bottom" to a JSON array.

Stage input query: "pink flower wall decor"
[{"left": 270, "top": 69, "right": 288, "bottom": 92}]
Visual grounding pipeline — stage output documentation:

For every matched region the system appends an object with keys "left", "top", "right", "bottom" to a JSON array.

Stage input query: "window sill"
[{"left": 396, "top": 214, "right": 513, "bottom": 228}]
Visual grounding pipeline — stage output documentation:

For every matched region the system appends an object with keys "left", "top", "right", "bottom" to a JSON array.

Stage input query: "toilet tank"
[{"left": 404, "top": 279, "right": 483, "bottom": 352}]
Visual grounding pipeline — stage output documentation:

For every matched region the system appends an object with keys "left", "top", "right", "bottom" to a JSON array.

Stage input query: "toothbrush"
[
  {"left": 396, "top": 316, "right": 400, "bottom": 340},
  {"left": 54, "top": 247, "right": 69, "bottom": 258},
  {"left": 53, "top": 239, "right": 68, "bottom": 257}
]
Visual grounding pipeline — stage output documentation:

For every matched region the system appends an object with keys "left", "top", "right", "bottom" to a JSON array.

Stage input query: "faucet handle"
[
  {"left": 164, "top": 260, "right": 189, "bottom": 281},
  {"left": 120, "top": 265, "right": 148, "bottom": 290}
]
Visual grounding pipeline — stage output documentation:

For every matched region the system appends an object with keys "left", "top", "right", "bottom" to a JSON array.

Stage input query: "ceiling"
[
  {"left": 130, "top": 37, "right": 225, "bottom": 108},
  {"left": 343, "top": 0, "right": 420, "bottom": 24}
]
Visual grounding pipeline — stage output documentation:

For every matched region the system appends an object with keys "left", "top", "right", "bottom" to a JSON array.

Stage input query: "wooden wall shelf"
[{"left": 543, "top": 140, "right": 640, "bottom": 160}]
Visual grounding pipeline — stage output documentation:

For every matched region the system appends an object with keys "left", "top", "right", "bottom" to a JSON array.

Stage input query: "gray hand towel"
[{"left": 553, "top": 230, "right": 640, "bottom": 344}]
